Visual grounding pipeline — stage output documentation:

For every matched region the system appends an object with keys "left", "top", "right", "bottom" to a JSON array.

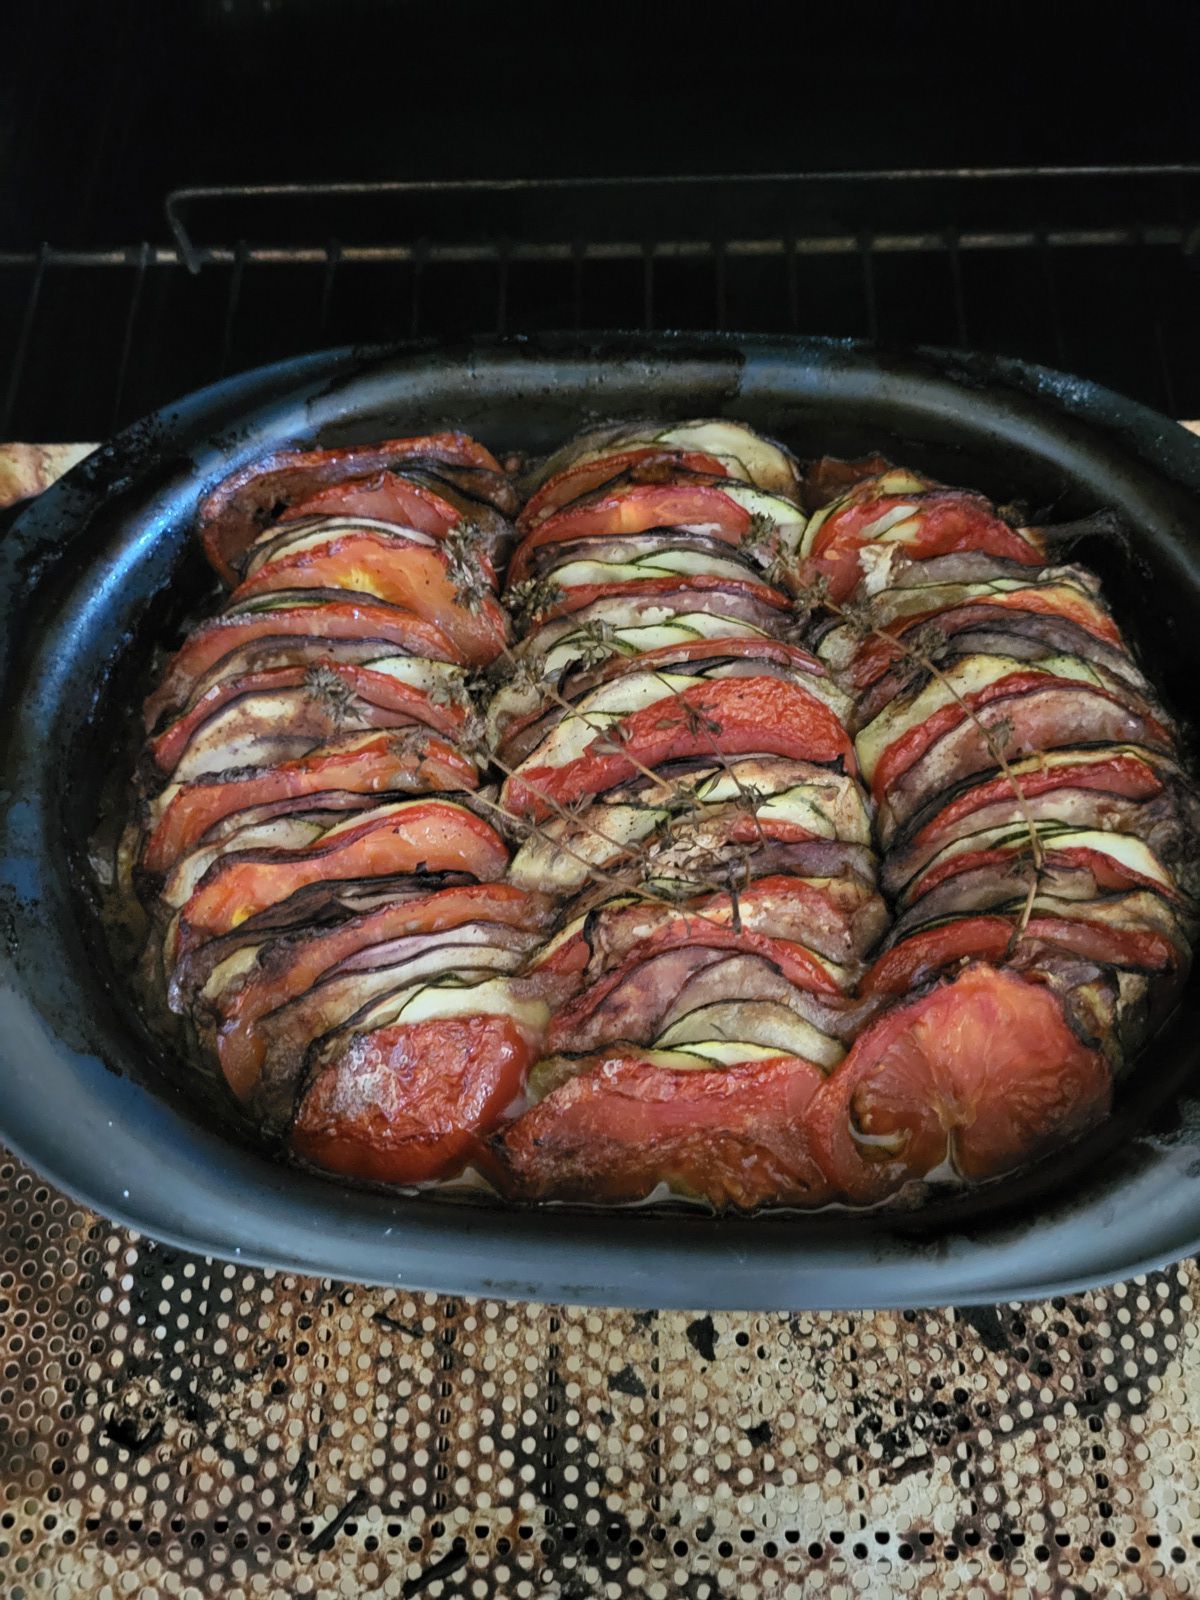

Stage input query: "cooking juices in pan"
[{"left": 119, "top": 420, "right": 1200, "bottom": 1210}]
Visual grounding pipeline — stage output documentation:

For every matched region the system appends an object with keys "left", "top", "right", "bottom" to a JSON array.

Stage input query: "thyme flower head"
[
  {"left": 507, "top": 575, "right": 564, "bottom": 625},
  {"left": 304, "top": 662, "right": 355, "bottom": 717}
]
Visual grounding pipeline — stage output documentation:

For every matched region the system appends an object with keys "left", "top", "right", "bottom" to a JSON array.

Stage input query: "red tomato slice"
[
  {"left": 1024, "top": 913, "right": 1180, "bottom": 972},
  {"left": 533, "top": 875, "right": 873, "bottom": 987},
  {"left": 216, "top": 884, "right": 553, "bottom": 1101},
  {"left": 723, "top": 815, "right": 824, "bottom": 845},
  {"left": 142, "top": 731, "right": 478, "bottom": 877},
  {"left": 810, "top": 963, "right": 1111, "bottom": 1201},
  {"left": 518, "top": 448, "right": 730, "bottom": 532},
  {"left": 144, "top": 603, "right": 465, "bottom": 731},
  {"left": 870, "top": 672, "right": 1171, "bottom": 804},
  {"left": 148, "top": 660, "right": 472, "bottom": 775},
  {"left": 498, "top": 1052, "right": 832, "bottom": 1208},
  {"left": 847, "top": 588, "right": 1125, "bottom": 689},
  {"left": 179, "top": 800, "right": 509, "bottom": 942},
  {"left": 805, "top": 489, "right": 1043, "bottom": 603},
  {"left": 494, "top": 636, "right": 833, "bottom": 760},
  {"left": 229, "top": 531, "right": 506, "bottom": 666},
  {"left": 507, "top": 482, "right": 762, "bottom": 587},
  {"left": 863, "top": 915, "right": 1177, "bottom": 997},
  {"left": 862, "top": 918, "right": 1017, "bottom": 995},
  {"left": 291, "top": 1014, "right": 534, "bottom": 1185},
  {"left": 279, "top": 472, "right": 462, "bottom": 535},
  {"left": 871, "top": 669, "right": 1048, "bottom": 801},
  {"left": 908, "top": 842, "right": 1172, "bottom": 904},
  {"left": 905, "top": 753, "right": 1164, "bottom": 850},
  {"left": 199, "top": 433, "right": 506, "bottom": 584},
  {"left": 502, "top": 676, "right": 856, "bottom": 821},
  {"left": 532, "top": 573, "right": 793, "bottom": 626}
]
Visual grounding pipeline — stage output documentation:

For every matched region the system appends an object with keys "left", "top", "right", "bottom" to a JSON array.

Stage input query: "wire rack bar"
[
  {"left": 2, "top": 168, "right": 1198, "bottom": 440},
  {"left": 4, "top": 224, "right": 1197, "bottom": 273}
]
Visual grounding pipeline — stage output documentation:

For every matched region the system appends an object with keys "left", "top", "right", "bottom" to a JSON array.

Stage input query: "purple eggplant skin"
[
  {"left": 550, "top": 948, "right": 864, "bottom": 1057},
  {"left": 511, "top": 585, "right": 796, "bottom": 660},
  {"left": 851, "top": 612, "right": 1147, "bottom": 730},
  {"left": 165, "top": 870, "right": 478, "bottom": 1010},
  {"left": 855, "top": 638, "right": 1162, "bottom": 740},
  {"left": 876, "top": 682, "right": 1175, "bottom": 845},
  {"left": 884, "top": 863, "right": 1194, "bottom": 955},
  {"left": 883, "top": 781, "right": 1200, "bottom": 901}
]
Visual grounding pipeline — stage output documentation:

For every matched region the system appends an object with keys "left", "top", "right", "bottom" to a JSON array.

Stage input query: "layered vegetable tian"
[{"left": 121, "top": 419, "right": 1200, "bottom": 1208}]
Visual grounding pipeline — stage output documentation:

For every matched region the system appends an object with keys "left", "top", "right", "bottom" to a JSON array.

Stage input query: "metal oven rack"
[
  {"left": 4, "top": 169, "right": 1200, "bottom": 1598},
  {"left": 6, "top": 167, "right": 1200, "bottom": 439}
]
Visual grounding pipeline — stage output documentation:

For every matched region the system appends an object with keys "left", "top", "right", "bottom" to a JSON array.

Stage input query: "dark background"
[
  {"left": 4, "top": 0, "right": 1200, "bottom": 437},
  {"left": 3, "top": 0, "right": 1200, "bottom": 249}
]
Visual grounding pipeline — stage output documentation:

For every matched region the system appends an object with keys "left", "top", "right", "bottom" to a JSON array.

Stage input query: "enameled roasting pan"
[{"left": 3, "top": 332, "right": 1200, "bottom": 1310}]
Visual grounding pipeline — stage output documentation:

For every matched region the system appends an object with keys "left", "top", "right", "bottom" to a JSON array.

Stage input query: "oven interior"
[
  {"left": 5, "top": 5, "right": 1200, "bottom": 1591},
  {"left": 6, "top": 168, "right": 1200, "bottom": 446}
]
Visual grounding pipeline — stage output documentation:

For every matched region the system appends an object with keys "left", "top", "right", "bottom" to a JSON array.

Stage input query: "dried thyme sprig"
[{"left": 442, "top": 524, "right": 493, "bottom": 615}]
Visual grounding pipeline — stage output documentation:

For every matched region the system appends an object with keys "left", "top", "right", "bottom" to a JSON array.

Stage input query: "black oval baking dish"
[{"left": 2, "top": 331, "right": 1200, "bottom": 1311}]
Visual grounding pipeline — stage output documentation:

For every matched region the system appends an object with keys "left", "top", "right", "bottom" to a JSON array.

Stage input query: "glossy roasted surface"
[{"left": 5, "top": 334, "right": 1200, "bottom": 1303}]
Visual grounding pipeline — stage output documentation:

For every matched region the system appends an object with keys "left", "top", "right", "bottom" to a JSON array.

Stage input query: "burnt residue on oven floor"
[{"left": 1, "top": 1142, "right": 1195, "bottom": 1596}]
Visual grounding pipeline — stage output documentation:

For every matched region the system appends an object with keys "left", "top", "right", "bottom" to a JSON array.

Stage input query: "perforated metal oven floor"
[{"left": 4, "top": 1153, "right": 1200, "bottom": 1599}]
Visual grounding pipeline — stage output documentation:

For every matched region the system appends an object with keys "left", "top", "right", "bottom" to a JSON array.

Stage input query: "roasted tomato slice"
[
  {"left": 506, "top": 481, "right": 803, "bottom": 588},
  {"left": 178, "top": 800, "right": 509, "bottom": 943},
  {"left": 142, "top": 730, "right": 478, "bottom": 877},
  {"left": 862, "top": 917, "right": 1018, "bottom": 996},
  {"left": 144, "top": 602, "right": 465, "bottom": 730},
  {"left": 228, "top": 530, "right": 507, "bottom": 666},
  {"left": 903, "top": 829, "right": 1176, "bottom": 907},
  {"left": 497, "top": 1051, "right": 832, "bottom": 1208},
  {"left": 214, "top": 884, "right": 553, "bottom": 1102},
  {"left": 902, "top": 750, "right": 1165, "bottom": 853},
  {"left": 199, "top": 433, "right": 510, "bottom": 584},
  {"left": 879, "top": 693, "right": 1175, "bottom": 847},
  {"left": 532, "top": 874, "right": 884, "bottom": 989},
  {"left": 801, "top": 484, "right": 1043, "bottom": 603},
  {"left": 1023, "top": 913, "right": 1181, "bottom": 973},
  {"left": 501, "top": 675, "right": 856, "bottom": 821},
  {"left": 863, "top": 913, "right": 1179, "bottom": 997},
  {"left": 291, "top": 1013, "right": 535, "bottom": 1185},
  {"left": 811, "top": 963, "right": 1111, "bottom": 1202},
  {"left": 844, "top": 588, "right": 1127, "bottom": 690},
  {"left": 517, "top": 447, "right": 730, "bottom": 532},
  {"left": 278, "top": 471, "right": 461, "bottom": 534},
  {"left": 490, "top": 637, "right": 845, "bottom": 768},
  {"left": 867, "top": 671, "right": 1171, "bottom": 806}
]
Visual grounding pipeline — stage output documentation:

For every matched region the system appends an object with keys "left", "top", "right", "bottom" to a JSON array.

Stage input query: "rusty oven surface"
[{"left": 3, "top": 1146, "right": 1198, "bottom": 1599}]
